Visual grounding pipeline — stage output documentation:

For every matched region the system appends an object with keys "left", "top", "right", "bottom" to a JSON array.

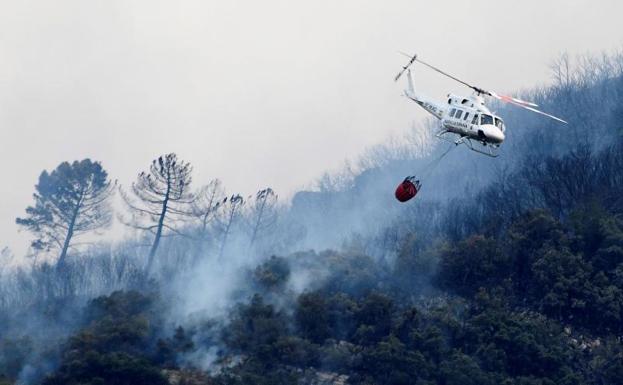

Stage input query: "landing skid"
[{"left": 435, "top": 130, "right": 499, "bottom": 158}]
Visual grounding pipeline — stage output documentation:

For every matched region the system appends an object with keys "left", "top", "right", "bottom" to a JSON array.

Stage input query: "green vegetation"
[
  {"left": 40, "top": 291, "right": 169, "bottom": 385},
  {"left": 2, "top": 53, "right": 623, "bottom": 385},
  {"left": 11, "top": 145, "right": 623, "bottom": 383},
  {"left": 208, "top": 142, "right": 623, "bottom": 384}
]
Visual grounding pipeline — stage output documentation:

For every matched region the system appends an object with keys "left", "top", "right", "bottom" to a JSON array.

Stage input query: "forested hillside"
[{"left": 1, "top": 53, "right": 623, "bottom": 385}]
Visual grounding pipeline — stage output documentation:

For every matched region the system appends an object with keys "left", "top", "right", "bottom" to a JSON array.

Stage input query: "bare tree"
[
  {"left": 16, "top": 159, "right": 114, "bottom": 269},
  {"left": 119, "top": 153, "right": 193, "bottom": 273},
  {"left": 246, "top": 188, "right": 278, "bottom": 249},
  {"left": 316, "top": 160, "right": 356, "bottom": 193},
  {"left": 216, "top": 194, "right": 244, "bottom": 260},
  {"left": 192, "top": 179, "right": 226, "bottom": 238},
  {"left": 188, "top": 179, "right": 226, "bottom": 262},
  {"left": 358, "top": 120, "right": 434, "bottom": 170},
  {"left": 550, "top": 53, "right": 573, "bottom": 91}
]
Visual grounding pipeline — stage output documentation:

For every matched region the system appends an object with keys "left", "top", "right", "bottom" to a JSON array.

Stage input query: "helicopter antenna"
[{"left": 397, "top": 51, "right": 567, "bottom": 124}]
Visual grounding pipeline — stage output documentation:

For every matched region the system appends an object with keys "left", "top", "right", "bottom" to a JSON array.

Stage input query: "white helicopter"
[{"left": 395, "top": 53, "right": 567, "bottom": 157}]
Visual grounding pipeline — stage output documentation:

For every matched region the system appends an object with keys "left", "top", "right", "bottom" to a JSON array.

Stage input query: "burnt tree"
[
  {"left": 216, "top": 194, "right": 244, "bottom": 260},
  {"left": 246, "top": 188, "right": 278, "bottom": 248},
  {"left": 119, "top": 153, "right": 193, "bottom": 273}
]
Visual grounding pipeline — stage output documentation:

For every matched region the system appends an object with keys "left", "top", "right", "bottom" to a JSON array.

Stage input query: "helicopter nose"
[{"left": 487, "top": 127, "right": 505, "bottom": 143}]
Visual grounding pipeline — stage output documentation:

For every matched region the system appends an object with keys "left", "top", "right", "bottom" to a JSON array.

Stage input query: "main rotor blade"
[
  {"left": 506, "top": 100, "right": 568, "bottom": 124},
  {"left": 409, "top": 55, "right": 485, "bottom": 93},
  {"left": 489, "top": 91, "right": 539, "bottom": 108},
  {"left": 399, "top": 53, "right": 543, "bottom": 110},
  {"left": 398, "top": 51, "right": 492, "bottom": 95}
]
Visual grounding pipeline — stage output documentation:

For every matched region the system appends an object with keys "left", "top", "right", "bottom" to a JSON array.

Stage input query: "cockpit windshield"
[
  {"left": 495, "top": 117, "right": 505, "bottom": 131},
  {"left": 481, "top": 114, "right": 494, "bottom": 125}
]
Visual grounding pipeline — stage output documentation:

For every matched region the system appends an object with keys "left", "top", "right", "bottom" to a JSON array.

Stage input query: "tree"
[
  {"left": 354, "top": 292, "right": 394, "bottom": 345},
  {"left": 119, "top": 153, "right": 193, "bottom": 273},
  {"left": 16, "top": 159, "right": 114, "bottom": 268},
  {"left": 216, "top": 194, "right": 244, "bottom": 260},
  {"left": 245, "top": 188, "right": 278, "bottom": 249},
  {"left": 191, "top": 179, "right": 225, "bottom": 238},
  {"left": 437, "top": 235, "right": 510, "bottom": 297},
  {"left": 253, "top": 256, "right": 290, "bottom": 290},
  {"left": 438, "top": 351, "right": 494, "bottom": 385},
  {"left": 43, "top": 291, "right": 169, "bottom": 385},
  {"left": 508, "top": 210, "right": 567, "bottom": 294},
  {"left": 591, "top": 337, "right": 623, "bottom": 385},
  {"left": 296, "top": 292, "right": 329, "bottom": 343},
  {"left": 224, "top": 294, "right": 288, "bottom": 363},
  {"left": 189, "top": 179, "right": 225, "bottom": 261},
  {"left": 357, "top": 335, "right": 429, "bottom": 385},
  {"left": 531, "top": 248, "right": 593, "bottom": 321}
]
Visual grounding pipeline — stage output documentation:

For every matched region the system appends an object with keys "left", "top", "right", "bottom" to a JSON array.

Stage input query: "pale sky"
[{"left": 2, "top": 0, "right": 623, "bottom": 256}]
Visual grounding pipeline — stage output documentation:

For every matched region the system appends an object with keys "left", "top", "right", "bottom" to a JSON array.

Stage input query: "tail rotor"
[{"left": 394, "top": 52, "right": 417, "bottom": 82}]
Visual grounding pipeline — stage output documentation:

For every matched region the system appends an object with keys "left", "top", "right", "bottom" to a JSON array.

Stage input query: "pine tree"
[
  {"left": 119, "top": 153, "right": 193, "bottom": 273},
  {"left": 16, "top": 159, "right": 114, "bottom": 268}
]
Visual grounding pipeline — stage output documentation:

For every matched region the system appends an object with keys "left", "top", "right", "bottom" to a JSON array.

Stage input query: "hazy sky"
[{"left": 2, "top": 0, "right": 623, "bottom": 256}]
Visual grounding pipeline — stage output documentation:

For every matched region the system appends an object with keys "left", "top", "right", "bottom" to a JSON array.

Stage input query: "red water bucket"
[{"left": 395, "top": 179, "right": 418, "bottom": 202}]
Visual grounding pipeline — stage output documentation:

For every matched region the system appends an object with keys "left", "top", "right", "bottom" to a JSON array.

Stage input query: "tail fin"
[{"left": 405, "top": 69, "right": 416, "bottom": 99}]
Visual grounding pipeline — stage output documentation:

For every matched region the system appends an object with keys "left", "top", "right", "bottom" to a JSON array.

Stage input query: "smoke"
[
  {"left": 1, "top": 50, "right": 622, "bottom": 381},
  {"left": 17, "top": 361, "right": 56, "bottom": 385},
  {"left": 179, "top": 346, "right": 221, "bottom": 372}
]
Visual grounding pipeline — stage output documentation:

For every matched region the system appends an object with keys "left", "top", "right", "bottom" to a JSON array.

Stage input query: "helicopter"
[{"left": 395, "top": 53, "right": 567, "bottom": 157}]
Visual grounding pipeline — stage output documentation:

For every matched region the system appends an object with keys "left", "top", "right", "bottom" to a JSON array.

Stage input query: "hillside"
[{"left": 1, "top": 53, "right": 623, "bottom": 385}]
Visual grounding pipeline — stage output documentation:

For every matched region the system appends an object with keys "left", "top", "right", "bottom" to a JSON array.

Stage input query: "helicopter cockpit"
[
  {"left": 481, "top": 114, "right": 494, "bottom": 125},
  {"left": 477, "top": 114, "right": 505, "bottom": 132}
]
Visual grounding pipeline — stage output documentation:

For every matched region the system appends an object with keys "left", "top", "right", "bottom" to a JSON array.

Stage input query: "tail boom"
[{"left": 404, "top": 69, "right": 444, "bottom": 119}]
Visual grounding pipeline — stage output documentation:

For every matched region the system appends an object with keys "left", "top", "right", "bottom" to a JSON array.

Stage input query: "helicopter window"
[
  {"left": 481, "top": 114, "right": 494, "bottom": 125},
  {"left": 449, "top": 108, "right": 456, "bottom": 117},
  {"left": 455, "top": 110, "right": 463, "bottom": 119},
  {"left": 463, "top": 112, "right": 470, "bottom": 121},
  {"left": 495, "top": 117, "right": 505, "bottom": 131},
  {"left": 472, "top": 115, "right": 479, "bottom": 125}
]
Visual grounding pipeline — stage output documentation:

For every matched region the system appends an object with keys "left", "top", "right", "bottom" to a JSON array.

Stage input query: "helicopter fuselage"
[
  {"left": 440, "top": 94, "right": 505, "bottom": 144},
  {"left": 395, "top": 53, "right": 566, "bottom": 158},
  {"left": 402, "top": 69, "right": 505, "bottom": 156}
]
